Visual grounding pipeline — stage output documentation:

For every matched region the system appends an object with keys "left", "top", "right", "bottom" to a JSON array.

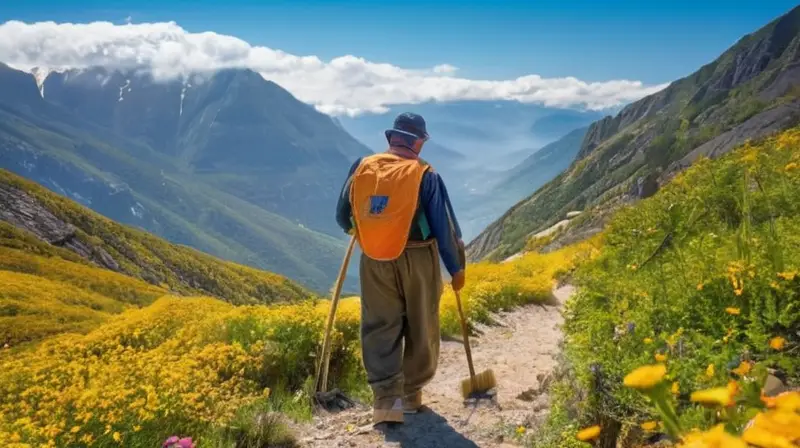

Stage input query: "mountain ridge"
[
  {"left": 467, "top": 4, "right": 800, "bottom": 262},
  {"left": 0, "top": 63, "right": 369, "bottom": 291}
]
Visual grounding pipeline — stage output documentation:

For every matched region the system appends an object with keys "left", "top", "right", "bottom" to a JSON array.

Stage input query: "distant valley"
[{"left": 340, "top": 101, "right": 603, "bottom": 240}]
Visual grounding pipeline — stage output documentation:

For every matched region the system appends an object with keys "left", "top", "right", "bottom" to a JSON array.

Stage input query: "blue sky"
[{"left": 3, "top": 0, "right": 797, "bottom": 85}]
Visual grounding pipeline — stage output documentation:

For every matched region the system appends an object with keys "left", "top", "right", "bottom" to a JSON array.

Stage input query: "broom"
[
  {"left": 312, "top": 234, "right": 357, "bottom": 411},
  {"left": 454, "top": 244, "right": 497, "bottom": 400}
]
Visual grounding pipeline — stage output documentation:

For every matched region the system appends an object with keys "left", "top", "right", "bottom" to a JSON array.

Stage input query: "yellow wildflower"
[
  {"left": 133, "top": 425, "right": 141, "bottom": 432},
  {"left": 744, "top": 409, "right": 800, "bottom": 446},
  {"left": 671, "top": 381, "right": 680, "bottom": 395},
  {"left": 641, "top": 421, "right": 658, "bottom": 431},
  {"left": 725, "top": 307, "right": 740, "bottom": 315},
  {"left": 731, "top": 361, "right": 752, "bottom": 377},
  {"left": 623, "top": 364, "right": 667, "bottom": 390},
  {"left": 741, "top": 425, "right": 793, "bottom": 448},
  {"left": 706, "top": 363, "right": 715, "bottom": 378},
  {"left": 777, "top": 271, "right": 797, "bottom": 281},
  {"left": 727, "top": 380, "right": 740, "bottom": 400},
  {"left": 770, "top": 336, "right": 787, "bottom": 350},
  {"left": 691, "top": 387, "right": 734, "bottom": 407},
  {"left": 655, "top": 353, "right": 668, "bottom": 362},
  {"left": 576, "top": 425, "right": 601, "bottom": 442},
  {"left": 723, "top": 328, "right": 734, "bottom": 343},
  {"left": 113, "top": 432, "right": 121, "bottom": 443},
  {"left": 516, "top": 426, "right": 526, "bottom": 435},
  {"left": 678, "top": 424, "right": 747, "bottom": 448},
  {"left": 70, "top": 426, "right": 81, "bottom": 434},
  {"left": 696, "top": 282, "right": 704, "bottom": 291},
  {"left": 762, "top": 391, "right": 800, "bottom": 412},
  {"left": 643, "top": 337, "right": 653, "bottom": 344}
]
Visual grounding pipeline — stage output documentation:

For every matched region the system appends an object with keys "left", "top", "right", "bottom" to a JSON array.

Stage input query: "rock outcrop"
[{"left": 0, "top": 182, "right": 121, "bottom": 271}]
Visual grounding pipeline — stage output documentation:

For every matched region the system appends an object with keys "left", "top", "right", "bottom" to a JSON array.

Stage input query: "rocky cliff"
[{"left": 468, "top": 5, "right": 800, "bottom": 261}]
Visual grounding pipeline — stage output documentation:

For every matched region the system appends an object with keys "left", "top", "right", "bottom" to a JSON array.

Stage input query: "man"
[{"left": 335, "top": 112, "right": 466, "bottom": 425}]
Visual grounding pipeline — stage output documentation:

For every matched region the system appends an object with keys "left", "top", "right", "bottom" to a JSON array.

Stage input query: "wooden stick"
[
  {"left": 454, "top": 290, "right": 476, "bottom": 386},
  {"left": 315, "top": 235, "right": 357, "bottom": 393}
]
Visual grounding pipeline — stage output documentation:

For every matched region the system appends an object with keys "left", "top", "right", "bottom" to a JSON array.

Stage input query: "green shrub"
[{"left": 534, "top": 127, "right": 800, "bottom": 446}]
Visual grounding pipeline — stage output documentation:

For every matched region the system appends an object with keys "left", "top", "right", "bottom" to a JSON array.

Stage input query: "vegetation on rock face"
[
  {"left": 533, "top": 126, "right": 800, "bottom": 447},
  {"left": 0, "top": 169, "right": 312, "bottom": 306},
  {"left": 469, "top": 5, "right": 800, "bottom": 262}
]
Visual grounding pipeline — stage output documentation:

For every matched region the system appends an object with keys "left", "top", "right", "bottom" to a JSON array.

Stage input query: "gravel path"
[{"left": 298, "top": 284, "right": 575, "bottom": 448}]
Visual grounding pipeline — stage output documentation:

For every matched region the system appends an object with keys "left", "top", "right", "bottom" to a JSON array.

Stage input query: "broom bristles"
[{"left": 460, "top": 369, "right": 497, "bottom": 399}]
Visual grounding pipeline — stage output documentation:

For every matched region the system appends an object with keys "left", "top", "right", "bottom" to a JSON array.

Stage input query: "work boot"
[
  {"left": 372, "top": 397, "right": 404, "bottom": 425},
  {"left": 403, "top": 391, "right": 423, "bottom": 414}
]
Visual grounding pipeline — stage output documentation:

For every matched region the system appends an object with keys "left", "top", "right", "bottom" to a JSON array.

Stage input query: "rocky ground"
[{"left": 297, "top": 284, "right": 575, "bottom": 448}]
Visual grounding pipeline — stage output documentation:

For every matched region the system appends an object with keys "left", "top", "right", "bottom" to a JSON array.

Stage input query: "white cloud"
[{"left": 0, "top": 20, "right": 670, "bottom": 116}]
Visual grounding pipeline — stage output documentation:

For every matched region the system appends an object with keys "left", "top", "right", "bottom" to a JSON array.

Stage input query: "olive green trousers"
[{"left": 359, "top": 240, "right": 444, "bottom": 411}]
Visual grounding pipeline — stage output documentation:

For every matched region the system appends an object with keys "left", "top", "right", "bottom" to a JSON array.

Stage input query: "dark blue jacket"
[{"left": 335, "top": 155, "right": 464, "bottom": 276}]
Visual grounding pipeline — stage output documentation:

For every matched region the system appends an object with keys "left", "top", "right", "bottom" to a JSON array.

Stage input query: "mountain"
[
  {"left": 468, "top": 5, "right": 800, "bottom": 261},
  {"left": 0, "top": 64, "right": 370, "bottom": 291},
  {"left": 41, "top": 67, "right": 370, "bottom": 237}
]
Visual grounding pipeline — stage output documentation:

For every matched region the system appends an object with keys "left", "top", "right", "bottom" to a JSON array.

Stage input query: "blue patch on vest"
[{"left": 369, "top": 195, "right": 389, "bottom": 215}]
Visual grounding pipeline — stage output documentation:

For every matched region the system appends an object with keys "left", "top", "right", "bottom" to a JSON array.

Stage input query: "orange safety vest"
[{"left": 350, "top": 153, "right": 431, "bottom": 261}]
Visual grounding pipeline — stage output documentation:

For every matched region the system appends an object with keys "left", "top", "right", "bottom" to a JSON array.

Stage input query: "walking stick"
[{"left": 314, "top": 234, "right": 357, "bottom": 395}]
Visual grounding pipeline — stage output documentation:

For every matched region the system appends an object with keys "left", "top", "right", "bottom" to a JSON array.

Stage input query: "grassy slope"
[
  {"left": 0, "top": 169, "right": 313, "bottom": 306},
  {"left": 472, "top": 6, "right": 800, "bottom": 262},
  {"left": 532, "top": 126, "right": 800, "bottom": 447},
  {"left": 0, "top": 249, "right": 167, "bottom": 346}
]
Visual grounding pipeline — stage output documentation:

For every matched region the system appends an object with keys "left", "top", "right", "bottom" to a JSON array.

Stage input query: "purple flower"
[
  {"left": 177, "top": 438, "right": 195, "bottom": 448},
  {"left": 163, "top": 436, "right": 195, "bottom": 448}
]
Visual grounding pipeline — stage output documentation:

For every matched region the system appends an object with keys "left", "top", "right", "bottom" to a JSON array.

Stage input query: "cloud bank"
[{"left": 0, "top": 20, "right": 670, "bottom": 116}]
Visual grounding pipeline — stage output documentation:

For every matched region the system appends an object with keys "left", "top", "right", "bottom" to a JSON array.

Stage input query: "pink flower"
[{"left": 163, "top": 436, "right": 195, "bottom": 448}]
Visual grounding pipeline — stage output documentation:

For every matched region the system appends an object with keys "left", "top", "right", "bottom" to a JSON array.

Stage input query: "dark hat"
[{"left": 385, "top": 112, "right": 429, "bottom": 142}]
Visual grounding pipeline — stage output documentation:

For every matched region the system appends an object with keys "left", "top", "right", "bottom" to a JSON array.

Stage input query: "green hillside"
[
  {"left": 468, "top": 5, "right": 800, "bottom": 262},
  {"left": 533, "top": 125, "right": 800, "bottom": 447},
  {"left": 0, "top": 169, "right": 312, "bottom": 306}
]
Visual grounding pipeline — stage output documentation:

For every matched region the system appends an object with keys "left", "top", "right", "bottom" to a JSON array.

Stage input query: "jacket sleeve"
[
  {"left": 335, "top": 158, "right": 361, "bottom": 234},
  {"left": 420, "top": 170, "right": 464, "bottom": 276}
]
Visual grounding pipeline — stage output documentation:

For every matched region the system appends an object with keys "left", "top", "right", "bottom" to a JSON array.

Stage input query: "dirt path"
[{"left": 298, "top": 284, "right": 575, "bottom": 448}]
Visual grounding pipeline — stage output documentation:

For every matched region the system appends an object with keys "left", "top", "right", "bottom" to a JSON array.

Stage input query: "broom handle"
[
  {"left": 454, "top": 290, "right": 476, "bottom": 381},
  {"left": 315, "top": 234, "right": 357, "bottom": 393}
]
